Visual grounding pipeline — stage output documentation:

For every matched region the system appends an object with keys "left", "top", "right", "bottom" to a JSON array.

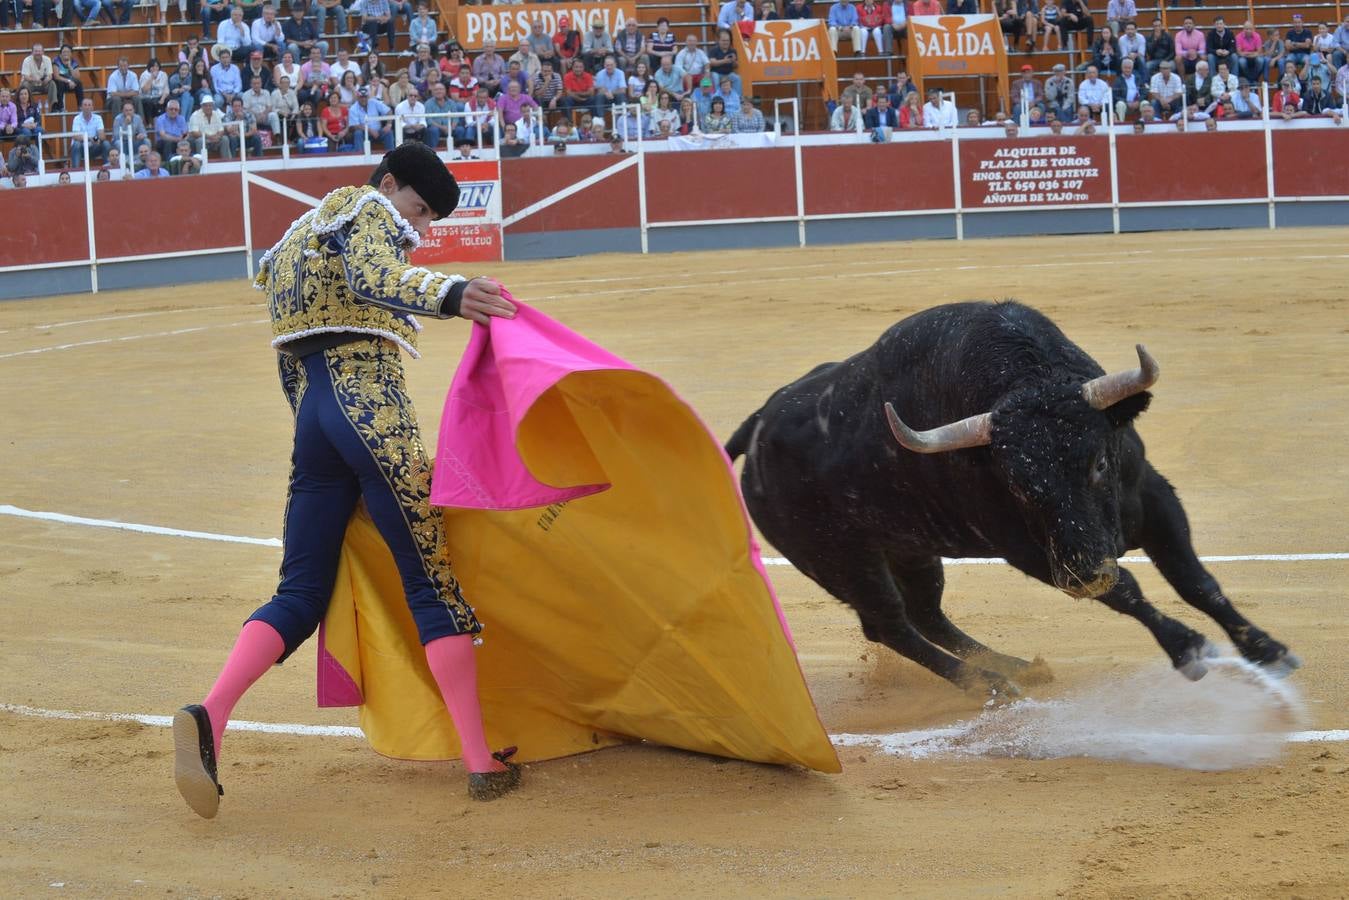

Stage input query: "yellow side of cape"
[{"left": 323, "top": 369, "right": 841, "bottom": 773}]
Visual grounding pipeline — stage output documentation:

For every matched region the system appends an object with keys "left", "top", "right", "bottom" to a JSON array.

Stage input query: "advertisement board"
[
  {"left": 412, "top": 159, "right": 503, "bottom": 264},
  {"left": 907, "top": 15, "right": 1009, "bottom": 113},
  {"left": 457, "top": 1, "right": 637, "bottom": 52},
  {"left": 732, "top": 20, "right": 840, "bottom": 101},
  {"left": 959, "top": 137, "right": 1110, "bottom": 208}
]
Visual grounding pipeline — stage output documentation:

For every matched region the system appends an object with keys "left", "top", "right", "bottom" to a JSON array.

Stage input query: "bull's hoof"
[
  {"left": 1018, "top": 656, "right": 1055, "bottom": 686},
  {"left": 961, "top": 669, "right": 1021, "bottom": 704},
  {"left": 1261, "top": 651, "right": 1303, "bottom": 679},
  {"left": 1176, "top": 640, "right": 1221, "bottom": 682}
]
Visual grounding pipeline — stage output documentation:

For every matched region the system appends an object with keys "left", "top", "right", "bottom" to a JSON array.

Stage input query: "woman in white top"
[
  {"left": 337, "top": 70, "right": 360, "bottom": 106},
  {"left": 140, "top": 58, "right": 170, "bottom": 119},
  {"left": 273, "top": 50, "right": 302, "bottom": 96},
  {"left": 649, "top": 90, "right": 680, "bottom": 135},
  {"left": 628, "top": 61, "right": 651, "bottom": 100}
]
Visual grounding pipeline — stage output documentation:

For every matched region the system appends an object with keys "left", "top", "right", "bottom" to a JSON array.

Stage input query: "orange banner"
[
  {"left": 457, "top": 1, "right": 637, "bottom": 51},
  {"left": 732, "top": 20, "right": 840, "bottom": 102},
  {"left": 907, "top": 14, "right": 1008, "bottom": 112}
]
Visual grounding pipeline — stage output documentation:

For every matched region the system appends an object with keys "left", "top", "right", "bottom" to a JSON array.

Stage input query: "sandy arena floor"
[{"left": 1, "top": 229, "right": 1347, "bottom": 898}]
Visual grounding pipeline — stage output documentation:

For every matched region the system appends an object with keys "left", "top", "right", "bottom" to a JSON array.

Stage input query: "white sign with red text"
[{"left": 413, "top": 159, "right": 502, "bottom": 264}]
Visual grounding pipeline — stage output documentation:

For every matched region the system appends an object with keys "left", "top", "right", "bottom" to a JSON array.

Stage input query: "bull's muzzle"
[{"left": 1056, "top": 560, "right": 1119, "bottom": 599}]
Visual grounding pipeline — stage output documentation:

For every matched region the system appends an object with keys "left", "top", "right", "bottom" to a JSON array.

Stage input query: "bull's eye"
[{"left": 1090, "top": 455, "right": 1109, "bottom": 486}]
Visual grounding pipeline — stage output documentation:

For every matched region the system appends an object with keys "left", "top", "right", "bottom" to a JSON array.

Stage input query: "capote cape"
[{"left": 316, "top": 294, "right": 839, "bottom": 773}]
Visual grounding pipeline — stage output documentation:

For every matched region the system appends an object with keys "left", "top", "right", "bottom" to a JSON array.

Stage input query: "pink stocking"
[
  {"left": 423, "top": 634, "right": 504, "bottom": 773},
  {"left": 201, "top": 620, "right": 285, "bottom": 758}
]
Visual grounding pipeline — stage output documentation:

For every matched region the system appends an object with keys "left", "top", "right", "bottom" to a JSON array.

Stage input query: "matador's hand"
[{"left": 458, "top": 277, "right": 517, "bottom": 325}]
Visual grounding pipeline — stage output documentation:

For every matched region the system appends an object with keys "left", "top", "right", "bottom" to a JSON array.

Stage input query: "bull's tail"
[{"left": 724, "top": 408, "right": 764, "bottom": 461}]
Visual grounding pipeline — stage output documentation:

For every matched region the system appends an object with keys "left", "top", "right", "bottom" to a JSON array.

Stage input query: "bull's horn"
[
  {"left": 1081, "top": 344, "right": 1160, "bottom": 410},
  {"left": 884, "top": 402, "right": 993, "bottom": 454}
]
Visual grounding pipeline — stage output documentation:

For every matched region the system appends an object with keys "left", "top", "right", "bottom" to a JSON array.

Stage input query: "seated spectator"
[
  {"left": 707, "top": 30, "right": 742, "bottom": 96},
  {"left": 1105, "top": 0, "right": 1134, "bottom": 36},
  {"left": 496, "top": 77, "right": 539, "bottom": 132},
  {"left": 319, "top": 94, "right": 351, "bottom": 149},
  {"left": 713, "top": 76, "right": 741, "bottom": 115},
  {"left": 6, "top": 135, "right": 38, "bottom": 175},
  {"left": 1189, "top": 59, "right": 1213, "bottom": 107},
  {"left": 1173, "top": 16, "right": 1206, "bottom": 76},
  {"left": 1285, "top": 13, "right": 1313, "bottom": 66},
  {"left": 1235, "top": 20, "right": 1267, "bottom": 86},
  {"left": 889, "top": 71, "right": 917, "bottom": 107},
  {"left": 168, "top": 61, "right": 195, "bottom": 119},
  {"left": 57, "top": 170, "right": 72, "bottom": 184},
  {"left": 200, "top": 0, "right": 229, "bottom": 40},
  {"left": 177, "top": 36, "right": 210, "bottom": 71},
  {"left": 54, "top": 44, "right": 85, "bottom": 113},
  {"left": 784, "top": 0, "right": 811, "bottom": 17},
  {"left": 555, "top": 16, "right": 583, "bottom": 67},
  {"left": 1227, "top": 79, "right": 1261, "bottom": 118},
  {"left": 677, "top": 97, "right": 698, "bottom": 133},
  {"left": 653, "top": 54, "right": 687, "bottom": 100},
  {"left": 190, "top": 59, "right": 216, "bottom": 112},
  {"left": 1112, "top": 57, "right": 1147, "bottom": 121},
  {"left": 474, "top": 43, "right": 507, "bottom": 97},
  {"left": 1210, "top": 61, "right": 1238, "bottom": 104},
  {"left": 155, "top": 98, "right": 191, "bottom": 159},
  {"left": 647, "top": 18, "right": 677, "bottom": 70},
  {"left": 1090, "top": 26, "right": 1121, "bottom": 76},
  {"left": 857, "top": 0, "right": 891, "bottom": 56},
  {"left": 188, "top": 95, "right": 232, "bottom": 158},
  {"left": 464, "top": 86, "right": 497, "bottom": 144},
  {"left": 649, "top": 90, "right": 680, "bottom": 133},
  {"left": 1302, "top": 75, "right": 1337, "bottom": 118},
  {"left": 1149, "top": 60, "right": 1183, "bottom": 118},
  {"left": 1116, "top": 21, "right": 1144, "bottom": 68},
  {"left": 717, "top": 0, "right": 755, "bottom": 34},
  {"left": 629, "top": 62, "right": 652, "bottom": 101},
  {"left": 1039, "top": 0, "right": 1062, "bottom": 51},
  {"left": 362, "top": 0, "right": 398, "bottom": 54},
  {"left": 563, "top": 58, "right": 597, "bottom": 116},
  {"left": 615, "top": 20, "right": 647, "bottom": 73},
  {"left": 106, "top": 56, "right": 142, "bottom": 117},
  {"left": 1011, "top": 64, "right": 1042, "bottom": 119},
  {"left": 550, "top": 119, "right": 577, "bottom": 142},
  {"left": 829, "top": 93, "right": 863, "bottom": 131},
  {"left": 593, "top": 55, "right": 627, "bottom": 118},
  {"left": 498, "top": 123, "right": 528, "bottom": 158},
  {"left": 299, "top": 47, "right": 331, "bottom": 109},
  {"left": 314, "top": 0, "right": 346, "bottom": 40},
  {"left": 732, "top": 94, "right": 765, "bottom": 132},
  {"left": 691, "top": 76, "right": 717, "bottom": 120},
  {"left": 291, "top": 99, "right": 320, "bottom": 149},
  {"left": 112, "top": 100, "right": 150, "bottom": 159},
  {"left": 1271, "top": 79, "right": 1303, "bottom": 118},
  {"left": 531, "top": 60, "right": 564, "bottom": 115},
  {"left": 1077, "top": 65, "right": 1110, "bottom": 117},
  {"left": 827, "top": 0, "right": 863, "bottom": 56},
  {"left": 506, "top": 42, "right": 540, "bottom": 84},
  {"left": 134, "top": 150, "right": 171, "bottom": 178},
  {"left": 1264, "top": 28, "right": 1286, "bottom": 82},
  {"left": 244, "top": 74, "right": 281, "bottom": 134},
  {"left": 1043, "top": 62, "right": 1074, "bottom": 120},
  {"left": 449, "top": 67, "right": 480, "bottom": 103},
  {"left": 1277, "top": 60, "right": 1305, "bottom": 95},
  {"left": 394, "top": 86, "right": 438, "bottom": 147},
  {"left": 281, "top": 7, "right": 325, "bottom": 66},
  {"left": 842, "top": 72, "right": 874, "bottom": 109},
  {"left": 96, "top": 167, "right": 112, "bottom": 182},
  {"left": 1058, "top": 0, "right": 1092, "bottom": 46},
  {"left": 898, "top": 90, "right": 923, "bottom": 128},
  {"left": 424, "top": 79, "right": 464, "bottom": 145},
  {"left": 409, "top": 3, "right": 438, "bottom": 54},
  {"left": 0, "top": 90, "right": 16, "bottom": 140},
  {"left": 242, "top": 50, "right": 274, "bottom": 93},
  {"left": 862, "top": 92, "right": 897, "bottom": 140},
  {"left": 226, "top": 96, "right": 264, "bottom": 156},
  {"left": 922, "top": 87, "right": 957, "bottom": 127},
  {"left": 337, "top": 71, "right": 361, "bottom": 107},
  {"left": 1332, "top": 14, "right": 1349, "bottom": 69},
  {"left": 1207, "top": 16, "right": 1237, "bottom": 77},
  {"left": 330, "top": 48, "right": 361, "bottom": 87},
  {"left": 349, "top": 87, "right": 394, "bottom": 150},
  {"left": 211, "top": 46, "right": 244, "bottom": 108},
  {"left": 217, "top": 7, "right": 259, "bottom": 64},
  {"left": 1144, "top": 18, "right": 1172, "bottom": 78},
  {"left": 1301, "top": 53, "right": 1333, "bottom": 97},
  {"left": 675, "top": 35, "right": 709, "bottom": 93},
  {"left": 251, "top": 5, "right": 286, "bottom": 62},
  {"left": 703, "top": 96, "right": 733, "bottom": 132},
  {"left": 272, "top": 74, "right": 300, "bottom": 139},
  {"left": 584, "top": 21, "right": 616, "bottom": 72},
  {"left": 12, "top": 87, "right": 40, "bottom": 138}
]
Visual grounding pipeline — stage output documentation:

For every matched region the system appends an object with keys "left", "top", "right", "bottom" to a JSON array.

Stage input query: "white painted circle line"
[
  {"left": 1, "top": 703, "right": 1342, "bottom": 746},
  {"left": 2, "top": 504, "right": 1345, "bottom": 567}
]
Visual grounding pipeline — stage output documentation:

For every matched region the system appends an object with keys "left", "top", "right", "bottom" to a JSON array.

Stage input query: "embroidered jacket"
[{"left": 256, "top": 185, "right": 467, "bottom": 358}]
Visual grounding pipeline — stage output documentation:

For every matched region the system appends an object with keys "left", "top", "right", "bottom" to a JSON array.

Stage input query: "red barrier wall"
[
  {"left": 1116, "top": 131, "right": 1266, "bottom": 203},
  {"left": 645, "top": 148, "right": 798, "bottom": 223},
  {"left": 802, "top": 142, "right": 955, "bottom": 215},
  {"left": 0, "top": 184, "right": 89, "bottom": 267},
  {"left": 501, "top": 156, "right": 640, "bottom": 233},
  {"left": 92, "top": 174, "right": 243, "bottom": 259},
  {"left": 1272, "top": 129, "right": 1349, "bottom": 198}
]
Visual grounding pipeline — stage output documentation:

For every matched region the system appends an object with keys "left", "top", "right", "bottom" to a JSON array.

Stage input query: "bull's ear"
[{"left": 1104, "top": 391, "right": 1151, "bottom": 428}]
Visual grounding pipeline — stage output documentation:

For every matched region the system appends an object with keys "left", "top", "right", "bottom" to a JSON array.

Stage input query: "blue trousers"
[{"left": 247, "top": 338, "right": 480, "bottom": 661}]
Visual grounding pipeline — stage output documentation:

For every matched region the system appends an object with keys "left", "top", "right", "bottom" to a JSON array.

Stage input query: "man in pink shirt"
[
  {"left": 1174, "top": 15, "right": 1207, "bottom": 76},
  {"left": 1234, "top": 19, "right": 1266, "bottom": 85}
]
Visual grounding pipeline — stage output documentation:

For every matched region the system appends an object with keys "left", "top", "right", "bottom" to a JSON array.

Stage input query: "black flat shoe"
[
  {"left": 173, "top": 704, "right": 223, "bottom": 819},
  {"left": 467, "top": 747, "right": 522, "bottom": 802}
]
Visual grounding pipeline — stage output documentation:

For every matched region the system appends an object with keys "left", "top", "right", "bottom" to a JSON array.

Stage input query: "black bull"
[{"left": 726, "top": 302, "right": 1299, "bottom": 696}]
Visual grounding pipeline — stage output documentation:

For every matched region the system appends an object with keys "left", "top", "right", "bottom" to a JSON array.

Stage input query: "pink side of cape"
[{"left": 427, "top": 293, "right": 795, "bottom": 647}]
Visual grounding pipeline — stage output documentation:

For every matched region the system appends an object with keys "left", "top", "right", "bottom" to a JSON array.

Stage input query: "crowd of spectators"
[{"left": 1, "top": 0, "right": 1347, "bottom": 186}]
